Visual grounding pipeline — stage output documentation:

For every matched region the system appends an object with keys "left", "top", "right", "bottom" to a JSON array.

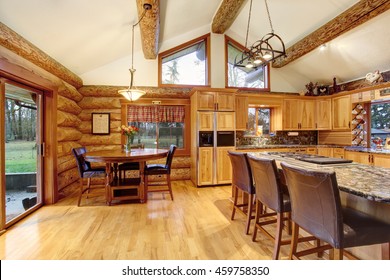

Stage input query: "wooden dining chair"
[
  {"left": 72, "top": 147, "right": 106, "bottom": 206},
  {"left": 118, "top": 143, "right": 144, "bottom": 181},
  {"left": 144, "top": 145, "right": 176, "bottom": 200},
  {"left": 281, "top": 162, "right": 390, "bottom": 260}
]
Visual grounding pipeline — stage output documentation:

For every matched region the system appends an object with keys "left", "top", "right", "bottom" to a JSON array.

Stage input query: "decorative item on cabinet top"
[{"left": 351, "top": 103, "right": 367, "bottom": 147}]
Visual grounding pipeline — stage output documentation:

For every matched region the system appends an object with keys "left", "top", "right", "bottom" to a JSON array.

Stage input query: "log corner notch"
[
  {"left": 137, "top": 0, "right": 160, "bottom": 59},
  {"left": 272, "top": 0, "right": 390, "bottom": 68},
  {"left": 211, "top": 0, "right": 247, "bottom": 34}
]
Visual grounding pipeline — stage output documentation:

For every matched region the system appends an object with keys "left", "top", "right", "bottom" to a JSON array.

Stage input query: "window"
[
  {"left": 248, "top": 107, "right": 271, "bottom": 135},
  {"left": 126, "top": 105, "right": 188, "bottom": 152},
  {"left": 370, "top": 101, "right": 390, "bottom": 147},
  {"left": 158, "top": 34, "right": 210, "bottom": 87},
  {"left": 225, "top": 35, "right": 269, "bottom": 91}
]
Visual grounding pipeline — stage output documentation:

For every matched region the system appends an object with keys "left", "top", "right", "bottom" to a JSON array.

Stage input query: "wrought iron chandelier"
[
  {"left": 118, "top": 3, "right": 152, "bottom": 101},
  {"left": 234, "top": 0, "right": 286, "bottom": 69}
]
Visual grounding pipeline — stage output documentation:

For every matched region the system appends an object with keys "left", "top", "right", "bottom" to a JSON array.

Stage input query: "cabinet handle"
[
  {"left": 348, "top": 121, "right": 351, "bottom": 128},
  {"left": 315, "top": 123, "right": 317, "bottom": 129}
]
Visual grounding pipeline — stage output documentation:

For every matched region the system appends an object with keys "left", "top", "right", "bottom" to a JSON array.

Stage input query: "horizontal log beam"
[
  {"left": 137, "top": 0, "right": 160, "bottom": 59},
  {"left": 0, "top": 22, "right": 83, "bottom": 88},
  {"left": 272, "top": 0, "right": 390, "bottom": 68},
  {"left": 212, "top": 0, "right": 246, "bottom": 34}
]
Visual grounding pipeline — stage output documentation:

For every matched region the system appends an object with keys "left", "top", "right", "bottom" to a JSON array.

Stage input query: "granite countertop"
[
  {"left": 236, "top": 144, "right": 345, "bottom": 150},
  {"left": 344, "top": 146, "right": 390, "bottom": 155},
  {"left": 247, "top": 152, "right": 390, "bottom": 203},
  {"left": 237, "top": 145, "right": 390, "bottom": 155}
]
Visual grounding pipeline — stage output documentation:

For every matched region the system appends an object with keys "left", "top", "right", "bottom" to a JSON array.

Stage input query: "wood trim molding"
[
  {"left": 212, "top": 0, "right": 246, "bottom": 34},
  {"left": 137, "top": 0, "right": 160, "bottom": 59},
  {"left": 272, "top": 0, "right": 390, "bottom": 68},
  {"left": 0, "top": 22, "right": 83, "bottom": 88}
]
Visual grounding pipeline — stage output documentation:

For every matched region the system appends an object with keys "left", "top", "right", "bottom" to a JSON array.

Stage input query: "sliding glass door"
[{"left": 1, "top": 81, "right": 43, "bottom": 226}]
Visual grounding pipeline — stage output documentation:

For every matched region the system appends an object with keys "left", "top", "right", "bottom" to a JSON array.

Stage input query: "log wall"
[{"left": 56, "top": 81, "right": 84, "bottom": 197}]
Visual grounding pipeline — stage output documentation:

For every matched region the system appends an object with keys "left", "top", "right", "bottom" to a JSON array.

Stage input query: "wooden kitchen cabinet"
[
  {"left": 317, "top": 147, "right": 333, "bottom": 157},
  {"left": 216, "top": 147, "right": 234, "bottom": 184},
  {"left": 216, "top": 112, "right": 235, "bottom": 131},
  {"left": 283, "top": 99, "right": 315, "bottom": 130},
  {"left": 198, "top": 112, "right": 214, "bottom": 131},
  {"left": 344, "top": 151, "right": 390, "bottom": 167},
  {"left": 372, "top": 154, "right": 390, "bottom": 168},
  {"left": 197, "top": 91, "right": 235, "bottom": 111},
  {"left": 332, "top": 148, "right": 345, "bottom": 159},
  {"left": 316, "top": 99, "right": 332, "bottom": 130},
  {"left": 235, "top": 96, "right": 248, "bottom": 130},
  {"left": 198, "top": 147, "right": 213, "bottom": 185},
  {"left": 332, "top": 95, "right": 351, "bottom": 130}
]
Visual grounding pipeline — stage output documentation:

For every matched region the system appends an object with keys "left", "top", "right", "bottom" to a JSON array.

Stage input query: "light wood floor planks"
[{"left": 0, "top": 180, "right": 326, "bottom": 260}]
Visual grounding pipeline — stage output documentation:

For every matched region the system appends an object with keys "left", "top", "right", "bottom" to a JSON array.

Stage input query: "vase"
[{"left": 125, "top": 136, "right": 132, "bottom": 152}]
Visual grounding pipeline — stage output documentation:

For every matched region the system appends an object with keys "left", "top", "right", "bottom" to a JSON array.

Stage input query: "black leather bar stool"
[
  {"left": 227, "top": 151, "right": 256, "bottom": 235},
  {"left": 281, "top": 162, "right": 390, "bottom": 260},
  {"left": 247, "top": 155, "right": 293, "bottom": 259}
]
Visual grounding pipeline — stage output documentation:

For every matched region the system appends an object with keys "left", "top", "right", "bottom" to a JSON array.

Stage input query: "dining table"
[{"left": 84, "top": 148, "right": 169, "bottom": 205}]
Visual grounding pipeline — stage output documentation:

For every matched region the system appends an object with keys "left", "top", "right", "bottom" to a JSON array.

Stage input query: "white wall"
[{"left": 80, "top": 27, "right": 305, "bottom": 93}]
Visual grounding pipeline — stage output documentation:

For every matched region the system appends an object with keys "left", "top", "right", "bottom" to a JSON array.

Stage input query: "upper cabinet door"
[
  {"left": 197, "top": 92, "right": 215, "bottom": 110},
  {"left": 235, "top": 96, "right": 248, "bottom": 130},
  {"left": 283, "top": 99, "right": 316, "bottom": 130},
  {"left": 198, "top": 112, "right": 214, "bottom": 131},
  {"left": 283, "top": 99, "right": 300, "bottom": 129},
  {"left": 316, "top": 99, "right": 332, "bottom": 130},
  {"left": 332, "top": 95, "right": 351, "bottom": 130},
  {"left": 216, "top": 92, "right": 235, "bottom": 111},
  {"left": 298, "top": 100, "right": 316, "bottom": 129},
  {"left": 216, "top": 112, "right": 235, "bottom": 131}
]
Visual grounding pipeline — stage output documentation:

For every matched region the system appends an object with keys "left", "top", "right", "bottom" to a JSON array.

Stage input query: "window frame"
[
  {"left": 368, "top": 100, "right": 390, "bottom": 148},
  {"left": 224, "top": 35, "right": 270, "bottom": 91},
  {"left": 121, "top": 98, "right": 191, "bottom": 156},
  {"left": 248, "top": 106, "right": 273, "bottom": 135},
  {"left": 158, "top": 33, "right": 211, "bottom": 88}
]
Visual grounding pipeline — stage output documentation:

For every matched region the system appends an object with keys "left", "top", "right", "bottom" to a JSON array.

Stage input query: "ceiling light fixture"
[
  {"left": 118, "top": 3, "right": 152, "bottom": 101},
  {"left": 234, "top": 0, "right": 286, "bottom": 69}
]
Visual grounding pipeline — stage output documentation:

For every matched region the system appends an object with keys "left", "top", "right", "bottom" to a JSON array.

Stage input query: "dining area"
[{"left": 72, "top": 144, "right": 177, "bottom": 206}]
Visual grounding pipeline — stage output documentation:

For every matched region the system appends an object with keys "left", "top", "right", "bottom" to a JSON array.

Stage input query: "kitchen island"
[{"left": 248, "top": 151, "right": 390, "bottom": 259}]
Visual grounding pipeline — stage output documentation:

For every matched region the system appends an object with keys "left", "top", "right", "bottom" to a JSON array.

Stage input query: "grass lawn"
[{"left": 5, "top": 140, "right": 37, "bottom": 173}]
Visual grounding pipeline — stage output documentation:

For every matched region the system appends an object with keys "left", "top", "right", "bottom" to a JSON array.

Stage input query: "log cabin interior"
[{"left": 1, "top": 0, "right": 390, "bottom": 264}]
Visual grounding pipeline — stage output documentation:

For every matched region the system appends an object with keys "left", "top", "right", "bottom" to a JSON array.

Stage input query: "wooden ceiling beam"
[
  {"left": 272, "top": 0, "right": 390, "bottom": 68},
  {"left": 136, "top": 0, "right": 159, "bottom": 59},
  {"left": 212, "top": 0, "right": 246, "bottom": 34}
]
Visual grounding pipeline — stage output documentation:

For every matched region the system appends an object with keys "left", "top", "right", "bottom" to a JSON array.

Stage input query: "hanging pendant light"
[
  {"left": 118, "top": 3, "right": 152, "bottom": 101},
  {"left": 234, "top": 0, "right": 286, "bottom": 69}
]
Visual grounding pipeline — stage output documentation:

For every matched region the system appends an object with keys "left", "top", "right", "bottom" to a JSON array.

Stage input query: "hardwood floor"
[{"left": 0, "top": 180, "right": 326, "bottom": 260}]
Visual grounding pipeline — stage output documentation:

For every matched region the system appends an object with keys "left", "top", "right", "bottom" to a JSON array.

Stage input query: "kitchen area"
[{"left": 189, "top": 83, "right": 390, "bottom": 260}]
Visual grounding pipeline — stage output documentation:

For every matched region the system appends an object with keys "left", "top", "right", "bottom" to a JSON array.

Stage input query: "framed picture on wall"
[{"left": 91, "top": 113, "right": 110, "bottom": 135}]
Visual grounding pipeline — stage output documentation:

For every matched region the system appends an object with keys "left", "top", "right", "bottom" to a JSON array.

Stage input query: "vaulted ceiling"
[{"left": 0, "top": 0, "right": 389, "bottom": 92}]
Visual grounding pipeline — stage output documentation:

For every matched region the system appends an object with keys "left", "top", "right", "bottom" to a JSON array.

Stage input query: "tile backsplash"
[{"left": 236, "top": 130, "right": 318, "bottom": 146}]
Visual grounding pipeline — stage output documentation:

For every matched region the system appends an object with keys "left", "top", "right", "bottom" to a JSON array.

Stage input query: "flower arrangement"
[
  {"left": 120, "top": 125, "right": 139, "bottom": 151},
  {"left": 120, "top": 125, "right": 139, "bottom": 137}
]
